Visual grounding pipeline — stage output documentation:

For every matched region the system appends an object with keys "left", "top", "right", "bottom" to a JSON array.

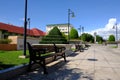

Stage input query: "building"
[
  {"left": 0, "top": 22, "right": 46, "bottom": 39},
  {"left": 46, "top": 23, "right": 74, "bottom": 35},
  {"left": 0, "top": 22, "right": 46, "bottom": 50}
]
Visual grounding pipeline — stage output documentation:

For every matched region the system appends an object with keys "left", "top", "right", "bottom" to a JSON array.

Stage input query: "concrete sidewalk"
[{"left": 12, "top": 44, "right": 120, "bottom": 80}]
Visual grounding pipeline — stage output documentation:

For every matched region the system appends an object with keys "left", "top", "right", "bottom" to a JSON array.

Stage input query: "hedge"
[{"left": 0, "top": 39, "right": 12, "bottom": 44}]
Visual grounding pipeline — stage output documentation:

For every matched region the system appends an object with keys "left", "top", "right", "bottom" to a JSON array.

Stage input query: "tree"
[
  {"left": 69, "top": 28, "right": 78, "bottom": 39},
  {"left": 108, "top": 35, "right": 115, "bottom": 42},
  {"left": 96, "top": 35, "right": 103, "bottom": 43},
  {"left": 81, "top": 33, "right": 94, "bottom": 42}
]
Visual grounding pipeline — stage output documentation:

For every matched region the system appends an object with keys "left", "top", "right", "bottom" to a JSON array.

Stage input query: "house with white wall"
[{"left": 46, "top": 23, "right": 74, "bottom": 35}]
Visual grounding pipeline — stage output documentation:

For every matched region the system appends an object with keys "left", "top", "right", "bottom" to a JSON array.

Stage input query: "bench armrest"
[{"left": 53, "top": 43, "right": 65, "bottom": 53}]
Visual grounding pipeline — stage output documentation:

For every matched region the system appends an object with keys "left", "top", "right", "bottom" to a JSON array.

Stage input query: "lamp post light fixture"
[
  {"left": 28, "top": 18, "right": 30, "bottom": 35},
  {"left": 68, "top": 9, "right": 75, "bottom": 42},
  {"left": 113, "top": 23, "right": 118, "bottom": 41},
  {"left": 23, "top": 0, "right": 28, "bottom": 56},
  {"left": 82, "top": 26, "right": 84, "bottom": 34},
  {"left": 78, "top": 25, "right": 84, "bottom": 40}
]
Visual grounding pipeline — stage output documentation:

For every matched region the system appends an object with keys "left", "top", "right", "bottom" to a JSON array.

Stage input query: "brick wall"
[{"left": 0, "top": 44, "right": 17, "bottom": 51}]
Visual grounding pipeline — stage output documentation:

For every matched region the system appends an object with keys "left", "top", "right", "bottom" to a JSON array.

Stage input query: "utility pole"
[
  {"left": 23, "top": 0, "right": 28, "bottom": 56},
  {"left": 78, "top": 25, "right": 81, "bottom": 36},
  {"left": 68, "top": 9, "right": 75, "bottom": 42}
]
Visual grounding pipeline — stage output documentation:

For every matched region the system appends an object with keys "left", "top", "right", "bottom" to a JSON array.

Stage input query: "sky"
[{"left": 0, "top": 0, "right": 120, "bottom": 40}]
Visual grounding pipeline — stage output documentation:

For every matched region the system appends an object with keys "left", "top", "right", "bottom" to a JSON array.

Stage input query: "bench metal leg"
[
  {"left": 28, "top": 60, "right": 32, "bottom": 71},
  {"left": 41, "top": 59, "right": 48, "bottom": 74},
  {"left": 62, "top": 52, "right": 66, "bottom": 62},
  {"left": 64, "top": 53, "right": 66, "bottom": 62},
  {"left": 53, "top": 55, "right": 57, "bottom": 61}
]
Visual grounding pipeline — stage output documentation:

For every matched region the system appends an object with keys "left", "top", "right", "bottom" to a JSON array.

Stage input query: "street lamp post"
[
  {"left": 94, "top": 32, "right": 97, "bottom": 44},
  {"left": 28, "top": 18, "right": 30, "bottom": 35},
  {"left": 23, "top": 0, "right": 28, "bottom": 56},
  {"left": 82, "top": 26, "right": 84, "bottom": 34},
  {"left": 78, "top": 25, "right": 81, "bottom": 36},
  {"left": 113, "top": 23, "right": 118, "bottom": 41},
  {"left": 115, "top": 24, "right": 118, "bottom": 42},
  {"left": 78, "top": 25, "right": 84, "bottom": 41},
  {"left": 68, "top": 9, "right": 75, "bottom": 42}
]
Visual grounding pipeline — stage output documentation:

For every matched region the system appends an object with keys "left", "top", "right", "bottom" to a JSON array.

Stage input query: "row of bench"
[
  {"left": 27, "top": 42, "right": 90, "bottom": 74},
  {"left": 75, "top": 43, "right": 90, "bottom": 52}
]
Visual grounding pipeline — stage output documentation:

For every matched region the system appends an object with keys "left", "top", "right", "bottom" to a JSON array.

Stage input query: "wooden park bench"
[
  {"left": 75, "top": 44, "right": 84, "bottom": 52},
  {"left": 27, "top": 42, "right": 66, "bottom": 74},
  {"left": 84, "top": 43, "right": 91, "bottom": 49},
  {"left": 75, "top": 42, "right": 91, "bottom": 52}
]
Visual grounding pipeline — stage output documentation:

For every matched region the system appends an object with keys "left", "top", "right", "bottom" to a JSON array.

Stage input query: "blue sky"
[{"left": 0, "top": 0, "right": 120, "bottom": 39}]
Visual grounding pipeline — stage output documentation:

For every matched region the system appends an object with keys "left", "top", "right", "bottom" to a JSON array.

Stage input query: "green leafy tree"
[
  {"left": 96, "top": 35, "right": 103, "bottom": 43},
  {"left": 108, "top": 35, "right": 115, "bottom": 42},
  {"left": 61, "top": 32, "right": 67, "bottom": 40},
  {"left": 81, "top": 33, "right": 94, "bottom": 42},
  {"left": 69, "top": 28, "right": 78, "bottom": 39},
  {"left": 81, "top": 33, "right": 87, "bottom": 41}
]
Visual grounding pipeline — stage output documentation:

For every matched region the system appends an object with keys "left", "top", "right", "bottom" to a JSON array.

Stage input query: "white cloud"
[
  {"left": 105, "top": 18, "right": 116, "bottom": 30},
  {"left": 89, "top": 18, "right": 120, "bottom": 40}
]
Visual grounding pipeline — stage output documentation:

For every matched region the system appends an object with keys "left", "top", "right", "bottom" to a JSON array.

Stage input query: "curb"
[{"left": 0, "top": 64, "right": 28, "bottom": 80}]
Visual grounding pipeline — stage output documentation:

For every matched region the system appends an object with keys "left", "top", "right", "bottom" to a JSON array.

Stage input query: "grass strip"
[
  {"left": 0, "top": 50, "right": 56, "bottom": 70},
  {"left": 0, "top": 50, "right": 29, "bottom": 70}
]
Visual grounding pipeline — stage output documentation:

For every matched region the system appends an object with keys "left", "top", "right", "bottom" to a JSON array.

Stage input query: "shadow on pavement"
[
  {"left": 68, "top": 52, "right": 79, "bottom": 57},
  {"left": 12, "top": 60, "right": 93, "bottom": 80},
  {"left": 87, "top": 58, "right": 98, "bottom": 61}
]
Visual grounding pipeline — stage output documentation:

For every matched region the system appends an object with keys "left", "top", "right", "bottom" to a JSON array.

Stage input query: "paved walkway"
[{"left": 12, "top": 44, "right": 120, "bottom": 80}]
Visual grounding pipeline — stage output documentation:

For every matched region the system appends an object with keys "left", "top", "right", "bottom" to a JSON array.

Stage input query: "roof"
[
  {"left": 31, "top": 28, "right": 46, "bottom": 36},
  {"left": 0, "top": 22, "right": 46, "bottom": 37}
]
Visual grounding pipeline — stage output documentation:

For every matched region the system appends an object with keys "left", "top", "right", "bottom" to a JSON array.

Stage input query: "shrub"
[
  {"left": 40, "top": 27, "right": 67, "bottom": 44},
  {"left": 108, "top": 35, "right": 115, "bottom": 42},
  {"left": 40, "top": 35, "right": 67, "bottom": 44},
  {"left": 69, "top": 28, "right": 78, "bottom": 39},
  {"left": 0, "top": 39, "right": 12, "bottom": 44},
  {"left": 49, "top": 26, "right": 62, "bottom": 35}
]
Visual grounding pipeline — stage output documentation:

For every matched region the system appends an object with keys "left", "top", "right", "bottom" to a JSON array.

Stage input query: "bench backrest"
[
  {"left": 32, "top": 45, "right": 55, "bottom": 52},
  {"left": 32, "top": 43, "right": 65, "bottom": 53},
  {"left": 27, "top": 42, "right": 36, "bottom": 59}
]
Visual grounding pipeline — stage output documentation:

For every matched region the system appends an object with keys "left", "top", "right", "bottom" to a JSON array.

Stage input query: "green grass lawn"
[
  {"left": 0, "top": 50, "right": 29, "bottom": 70},
  {"left": 0, "top": 50, "right": 57, "bottom": 70}
]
